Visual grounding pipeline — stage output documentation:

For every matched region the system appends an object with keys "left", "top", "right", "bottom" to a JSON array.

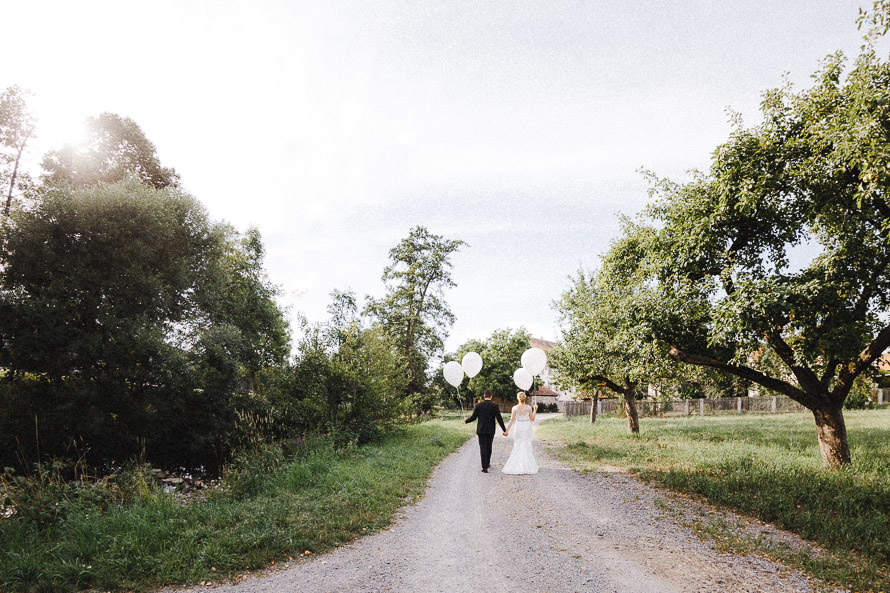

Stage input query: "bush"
[{"left": 0, "top": 462, "right": 160, "bottom": 527}]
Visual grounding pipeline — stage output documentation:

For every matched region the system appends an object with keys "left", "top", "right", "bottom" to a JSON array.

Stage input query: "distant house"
[{"left": 528, "top": 386, "right": 561, "bottom": 407}]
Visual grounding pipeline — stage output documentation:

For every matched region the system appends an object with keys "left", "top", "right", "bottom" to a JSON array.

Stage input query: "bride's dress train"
[{"left": 502, "top": 412, "right": 538, "bottom": 474}]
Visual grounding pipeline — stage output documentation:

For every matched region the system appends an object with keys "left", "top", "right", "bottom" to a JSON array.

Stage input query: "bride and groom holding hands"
[{"left": 464, "top": 389, "right": 538, "bottom": 474}]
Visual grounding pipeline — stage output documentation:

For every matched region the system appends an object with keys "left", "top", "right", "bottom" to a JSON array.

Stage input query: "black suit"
[{"left": 465, "top": 400, "right": 507, "bottom": 470}]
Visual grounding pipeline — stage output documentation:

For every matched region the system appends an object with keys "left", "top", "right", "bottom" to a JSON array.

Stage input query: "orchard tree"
[
  {"left": 365, "top": 226, "right": 464, "bottom": 397},
  {"left": 637, "top": 36, "right": 890, "bottom": 467},
  {"left": 551, "top": 224, "right": 675, "bottom": 433},
  {"left": 1, "top": 86, "right": 35, "bottom": 217},
  {"left": 42, "top": 112, "right": 179, "bottom": 189}
]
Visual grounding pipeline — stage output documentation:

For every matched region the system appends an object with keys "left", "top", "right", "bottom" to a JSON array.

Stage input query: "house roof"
[
  {"left": 530, "top": 387, "right": 559, "bottom": 396},
  {"left": 530, "top": 337, "right": 557, "bottom": 351}
]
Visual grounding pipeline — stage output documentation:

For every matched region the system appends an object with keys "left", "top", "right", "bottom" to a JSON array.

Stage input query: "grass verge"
[
  {"left": 538, "top": 409, "right": 890, "bottom": 593},
  {"left": 0, "top": 419, "right": 473, "bottom": 592}
]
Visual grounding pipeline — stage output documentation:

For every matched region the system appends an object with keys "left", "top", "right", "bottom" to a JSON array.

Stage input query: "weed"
[{"left": 0, "top": 419, "right": 472, "bottom": 592}]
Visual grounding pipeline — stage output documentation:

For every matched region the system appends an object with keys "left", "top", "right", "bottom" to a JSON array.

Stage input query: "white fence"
[{"left": 563, "top": 395, "right": 811, "bottom": 418}]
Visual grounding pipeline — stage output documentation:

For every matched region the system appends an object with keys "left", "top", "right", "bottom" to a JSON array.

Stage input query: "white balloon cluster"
[
  {"left": 442, "top": 351, "right": 484, "bottom": 388},
  {"left": 442, "top": 346, "right": 547, "bottom": 395},
  {"left": 513, "top": 347, "right": 547, "bottom": 391}
]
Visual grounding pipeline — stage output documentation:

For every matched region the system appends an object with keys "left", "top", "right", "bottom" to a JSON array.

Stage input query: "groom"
[{"left": 464, "top": 390, "right": 507, "bottom": 473}]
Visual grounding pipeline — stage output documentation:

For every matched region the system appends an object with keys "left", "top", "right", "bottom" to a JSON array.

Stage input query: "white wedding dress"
[{"left": 502, "top": 411, "right": 538, "bottom": 474}]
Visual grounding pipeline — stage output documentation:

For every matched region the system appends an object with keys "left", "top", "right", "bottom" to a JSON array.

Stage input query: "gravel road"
[{"left": 165, "top": 416, "right": 832, "bottom": 593}]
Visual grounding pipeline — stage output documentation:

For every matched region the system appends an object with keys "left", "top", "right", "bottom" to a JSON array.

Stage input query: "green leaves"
[
  {"left": 365, "top": 226, "right": 464, "bottom": 396},
  {"left": 41, "top": 113, "right": 180, "bottom": 190},
  {"left": 552, "top": 225, "right": 675, "bottom": 396},
  {"left": 0, "top": 181, "right": 289, "bottom": 469}
]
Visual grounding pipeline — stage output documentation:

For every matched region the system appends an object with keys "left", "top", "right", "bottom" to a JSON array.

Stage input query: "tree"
[
  {"left": 326, "top": 288, "right": 360, "bottom": 351},
  {"left": 0, "top": 86, "right": 36, "bottom": 217},
  {"left": 196, "top": 225, "right": 290, "bottom": 390},
  {"left": 0, "top": 180, "right": 288, "bottom": 468},
  {"left": 289, "top": 292, "right": 408, "bottom": 443},
  {"left": 636, "top": 38, "right": 890, "bottom": 467},
  {"left": 365, "top": 226, "right": 464, "bottom": 398},
  {"left": 550, "top": 224, "right": 674, "bottom": 433},
  {"left": 42, "top": 112, "right": 179, "bottom": 189}
]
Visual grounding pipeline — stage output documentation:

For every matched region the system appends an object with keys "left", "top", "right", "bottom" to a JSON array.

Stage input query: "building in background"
[{"left": 528, "top": 337, "right": 578, "bottom": 405}]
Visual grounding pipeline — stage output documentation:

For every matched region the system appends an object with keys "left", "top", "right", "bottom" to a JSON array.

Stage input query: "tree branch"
[
  {"left": 834, "top": 322, "right": 890, "bottom": 397},
  {"left": 582, "top": 374, "right": 625, "bottom": 396},
  {"left": 851, "top": 249, "right": 890, "bottom": 321},
  {"left": 820, "top": 359, "right": 840, "bottom": 389},
  {"left": 763, "top": 330, "right": 825, "bottom": 396},
  {"left": 667, "top": 343, "right": 820, "bottom": 408}
]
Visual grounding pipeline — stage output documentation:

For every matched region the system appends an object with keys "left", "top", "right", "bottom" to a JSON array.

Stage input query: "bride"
[{"left": 502, "top": 391, "right": 539, "bottom": 474}]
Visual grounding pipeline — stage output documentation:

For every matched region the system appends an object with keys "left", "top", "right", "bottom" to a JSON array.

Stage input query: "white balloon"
[
  {"left": 461, "top": 351, "right": 483, "bottom": 378},
  {"left": 521, "top": 347, "right": 548, "bottom": 376},
  {"left": 443, "top": 361, "right": 464, "bottom": 388},
  {"left": 513, "top": 368, "right": 533, "bottom": 391}
]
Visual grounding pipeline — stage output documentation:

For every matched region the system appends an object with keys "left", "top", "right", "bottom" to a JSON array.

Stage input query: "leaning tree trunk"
[
  {"left": 812, "top": 403, "right": 851, "bottom": 468},
  {"left": 589, "top": 390, "right": 599, "bottom": 424},
  {"left": 623, "top": 387, "right": 639, "bottom": 434}
]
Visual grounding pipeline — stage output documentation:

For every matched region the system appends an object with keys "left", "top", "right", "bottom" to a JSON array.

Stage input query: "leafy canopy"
[
  {"left": 42, "top": 112, "right": 179, "bottom": 189},
  {"left": 365, "top": 226, "right": 464, "bottom": 396}
]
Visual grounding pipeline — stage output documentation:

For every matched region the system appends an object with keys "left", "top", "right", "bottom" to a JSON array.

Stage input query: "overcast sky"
[{"left": 3, "top": 0, "right": 885, "bottom": 355}]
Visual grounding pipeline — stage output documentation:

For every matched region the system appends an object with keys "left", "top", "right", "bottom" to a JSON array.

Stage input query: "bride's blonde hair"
[{"left": 517, "top": 391, "right": 527, "bottom": 403}]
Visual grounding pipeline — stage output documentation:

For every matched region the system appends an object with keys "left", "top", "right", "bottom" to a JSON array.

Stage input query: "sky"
[{"left": 3, "top": 0, "right": 886, "bottom": 355}]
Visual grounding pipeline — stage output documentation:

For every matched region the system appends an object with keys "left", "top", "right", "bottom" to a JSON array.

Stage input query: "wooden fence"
[{"left": 563, "top": 395, "right": 810, "bottom": 418}]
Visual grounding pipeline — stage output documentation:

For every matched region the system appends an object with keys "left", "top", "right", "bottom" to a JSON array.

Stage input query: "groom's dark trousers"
[{"left": 465, "top": 399, "right": 507, "bottom": 470}]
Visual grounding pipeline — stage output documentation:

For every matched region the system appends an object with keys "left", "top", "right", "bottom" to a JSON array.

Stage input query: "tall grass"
[
  {"left": 538, "top": 409, "right": 890, "bottom": 592},
  {"left": 0, "top": 419, "right": 472, "bottom": 592}
]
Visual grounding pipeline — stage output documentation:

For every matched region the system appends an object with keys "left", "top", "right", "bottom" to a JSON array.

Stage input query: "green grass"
[
  {"left": 0, "top": 419, "right": 473, "bottom": 592},
  {"left": 538, "top": 409, "right": 890, "bottom": 592}
]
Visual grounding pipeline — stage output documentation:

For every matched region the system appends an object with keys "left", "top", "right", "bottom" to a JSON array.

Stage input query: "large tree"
[
  {"left": 636, "top": 37, "right": 890, "bottom": 467},
  {"left": 0, "top": 86, "right": 35, "bottom": 217},
  {"left": 196, "top": 225, "right": 290, "bottom": 390},
  {"left": 365, "top": 226, "right": 464, "bottom": 397},
  {"left": 0, "top": 180, "right": 288, "bottom": 468},
  {"left": 42, "top": 112, "right": 179, "bottom": 189}
]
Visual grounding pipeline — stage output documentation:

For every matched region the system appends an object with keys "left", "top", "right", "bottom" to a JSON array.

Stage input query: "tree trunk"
[
  {"left": 589, "top": 390, "right": 599, "bottom": 424},
  {"left": 812, "top": 404, "right": 851, "bottom": 468},
  {"left": 4, "top": 143, "right": 25, "bottom": 217},
  {"left": 623, "top": 387, "right": 639, "bottom": 434}
]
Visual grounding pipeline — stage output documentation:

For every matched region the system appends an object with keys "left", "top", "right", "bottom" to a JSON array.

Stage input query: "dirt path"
[{"left": 165, "top": 417, "right": 829, "bottom": 593}]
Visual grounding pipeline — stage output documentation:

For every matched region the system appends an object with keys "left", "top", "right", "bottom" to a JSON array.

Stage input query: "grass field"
[
  {"left": 0, "top": 419, "right": 473, "bottom": 592},
  {"left": 537, "top": 409, "right": 890, "bottom": 593}
]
